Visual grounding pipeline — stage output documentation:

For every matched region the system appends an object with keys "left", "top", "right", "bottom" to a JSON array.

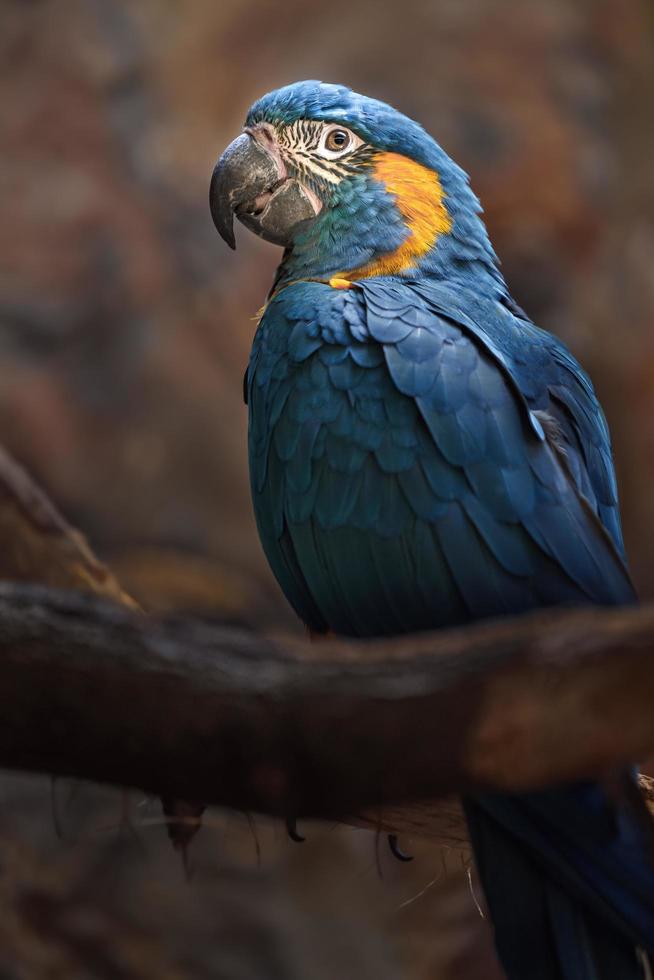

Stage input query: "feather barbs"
[{"left": 340, "top": 153, "right": 453, "bottom": 280}]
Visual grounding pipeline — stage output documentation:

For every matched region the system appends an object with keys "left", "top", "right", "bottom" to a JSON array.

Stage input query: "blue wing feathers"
[
  {"left": 413, "top": 520, "right": 469, "bottom": 624},
  {"left": 314, "top": 466, "right": 361, "bottom": 528},
  {"left": 249, "top": 277, "right": 634, "bottom": 640},
  {"left": 284, "top": 420, "right": 321, "bottom": 493},
  {"left": 349, "top": 456, "right": 384, "bottom": 529},
  {"left": 464, "top": 458, "right": 535, "bottom": 522},
  {"left": 461, "top": 493, "right": 536, "bottom": 577},
  {"left": 397, "top": 464, "right": 449, "bottom": 522}
]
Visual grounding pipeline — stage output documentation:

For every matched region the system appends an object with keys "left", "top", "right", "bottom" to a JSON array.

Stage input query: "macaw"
[{"left": 210, "top": 80, "right": 654, "bottom": 978}]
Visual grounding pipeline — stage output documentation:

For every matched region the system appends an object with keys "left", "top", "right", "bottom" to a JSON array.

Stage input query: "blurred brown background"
[{"left": 1, "top": 0, "right": 653, "bottom": 976}]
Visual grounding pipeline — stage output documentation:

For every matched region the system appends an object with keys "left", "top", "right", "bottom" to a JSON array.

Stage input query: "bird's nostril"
[{"left": 247, "top": 123, "right": 276, "bottom": 148}]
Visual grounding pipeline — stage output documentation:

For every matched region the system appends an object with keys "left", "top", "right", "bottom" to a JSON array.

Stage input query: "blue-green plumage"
[
  {"left": 215, "top": 80, "right": 654, "bottom": 977},
  {"left": 248, "top": 277, "right": 632, "bottom": 634}
]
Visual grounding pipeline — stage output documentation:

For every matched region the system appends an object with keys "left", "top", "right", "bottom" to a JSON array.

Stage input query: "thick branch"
[{"left": 1, "top": 584, "right": 654, "bottom": 827}]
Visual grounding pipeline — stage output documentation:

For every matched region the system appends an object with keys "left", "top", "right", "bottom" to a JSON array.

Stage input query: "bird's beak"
[{"left": 210, "top": 131, "right": 321, "bottom": 249}]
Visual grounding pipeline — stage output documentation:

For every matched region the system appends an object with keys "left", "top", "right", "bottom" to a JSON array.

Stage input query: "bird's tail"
[{"left": 464, "top": 779, "right": 654, "bottom": 980}]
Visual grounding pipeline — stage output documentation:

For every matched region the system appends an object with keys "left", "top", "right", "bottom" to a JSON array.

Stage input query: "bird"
[{"left": 210, "top": 80, "right": 654, "bottom": 978}]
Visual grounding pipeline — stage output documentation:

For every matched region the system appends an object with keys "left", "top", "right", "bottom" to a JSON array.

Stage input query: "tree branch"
[
  {"left": 0, "top": 447, "right": 137, "bottom": 607},
  {"left": 1, "top": 584, "right": 654, "bottom": 835},
  {"left": 0, "top": 445, "right": 653, "bottom": 844}
]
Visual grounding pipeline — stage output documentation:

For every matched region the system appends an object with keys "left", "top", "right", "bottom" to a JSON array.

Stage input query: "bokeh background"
[{"left": 1, "top": 0, "right": 654, "bottom": 976}]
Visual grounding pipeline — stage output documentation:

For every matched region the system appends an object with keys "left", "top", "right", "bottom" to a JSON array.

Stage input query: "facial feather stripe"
[{"left": 275, "top": 119, "right": 372, "bottom": 186}]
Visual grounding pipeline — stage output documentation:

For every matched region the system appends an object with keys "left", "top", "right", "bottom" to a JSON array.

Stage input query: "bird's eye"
[
  {"left": 317, "top": 125, "right": 361, "bottom": 159},
  {"left": 325, "top": 129, "right": 350, "bottom": 152}
]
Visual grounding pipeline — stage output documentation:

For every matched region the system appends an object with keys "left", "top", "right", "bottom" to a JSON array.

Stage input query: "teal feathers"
[{"left": 248, "top": 277, "right": 632, "bottom": 636}]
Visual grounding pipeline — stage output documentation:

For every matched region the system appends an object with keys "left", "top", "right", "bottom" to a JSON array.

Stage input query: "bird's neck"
[
  {"left": 274, "top": 174, "right": 505, "bottom": 295},
  {"left": 274, "top": 232, "right": 504, "bottom": 295}
]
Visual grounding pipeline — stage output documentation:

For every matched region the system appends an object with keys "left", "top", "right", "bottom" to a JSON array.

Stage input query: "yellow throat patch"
[{"left": 338, "top": 152, "right": 452, "bottom": 281}]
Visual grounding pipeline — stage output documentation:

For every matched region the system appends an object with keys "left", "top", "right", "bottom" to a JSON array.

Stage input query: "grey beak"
[{"left": 210, "top": 132, "right": 320, "bottom": 249}]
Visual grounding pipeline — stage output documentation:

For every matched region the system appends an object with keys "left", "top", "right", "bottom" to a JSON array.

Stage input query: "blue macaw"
[{"left": 210, "top": 80, "right": 654, "bottom": 977}]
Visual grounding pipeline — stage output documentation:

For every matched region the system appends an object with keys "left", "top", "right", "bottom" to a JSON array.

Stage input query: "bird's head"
[{"left": 210, "top": 81, "right": 499, "bottom": 285}]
